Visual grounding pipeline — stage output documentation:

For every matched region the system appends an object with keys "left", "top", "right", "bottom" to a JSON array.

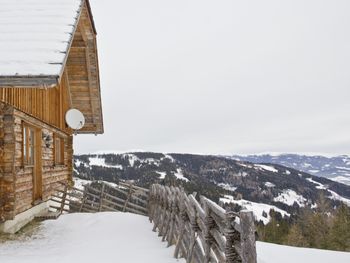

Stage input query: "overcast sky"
[{"left": 75, "top": 0, "right": 350, "bottom": 155}]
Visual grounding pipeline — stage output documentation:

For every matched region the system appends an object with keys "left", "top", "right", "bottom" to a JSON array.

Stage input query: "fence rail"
[
  {"left": 49, "top": 180, "right": 149, "bottom": 216},
  {"left": 148, "top": 184, "right": 257, "bottom": 263}
]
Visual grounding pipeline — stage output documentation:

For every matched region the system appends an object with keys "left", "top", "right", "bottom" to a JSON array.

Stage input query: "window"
[
  {"left": 23, "top": 124, "right": 35, "bottom": 166},
  {"left": 54, "top": 135, "right": 65, "bottom": 165}
]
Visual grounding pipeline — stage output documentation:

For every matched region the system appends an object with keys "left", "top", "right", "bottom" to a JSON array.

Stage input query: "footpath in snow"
[{"left": 0, "top": 212, "right": 349, "bottom": 263}]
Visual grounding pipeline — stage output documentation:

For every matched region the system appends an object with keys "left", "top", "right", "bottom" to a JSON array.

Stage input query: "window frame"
[
  {"left": 54, "top": 134, "right": 65, "bottom": 166},
  {"left": 22, "top": 122, "right": 36, "bottom": 167}
]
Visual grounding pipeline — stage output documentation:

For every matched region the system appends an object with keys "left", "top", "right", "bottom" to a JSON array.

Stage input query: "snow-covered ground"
[
  {"left": 273, "top": 189, "right": 307, "bottom": 207},
  {"left": 264, "top": 182, "right": 275, "bottom": 188},
  {"left": 306, "top": 177, "right": 350, "bottom": 206},
  {"left": 156, "top": 171, "right": 166, "bottom": 179},
  {"left": 173, "top": 168, "right": 189, "bottom": 182},
  {"left": 220, "top": 195, "right": 290, "bottom": 224},
  {"left": 257, "top": 242, "right": 350, "bottom": 263},
  {"left": 254, "top": 164, "right": 279, "bottom": 173},
  {"left": 0, "top": 213, "right": 184, "bottom": 263},
  {"left": 1, "top": 213, "right": 349, "bottom": 263},
  {"left": 73, "top": 177, "right": 125, "bottom": 191},
  {"left": 217, "top": 183, "right": 237, "bottom": 192},
  {"left": 233, "top": 153, "right": 350, "bottom": 186},
  {"left": 332, "top": 175, "right": 350, "bottom": 186},
  {"left": 77, "top": 153, "right": 172, "bottom": 170},
  {"left": 88, "top": 157, "right": 123, "bottom": 169},
  {"left": 73, "top": 177, "right": 93, "bottom": 190}
]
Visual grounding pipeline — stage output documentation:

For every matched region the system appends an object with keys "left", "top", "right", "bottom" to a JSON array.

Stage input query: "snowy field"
[
  {"left": 0, "top": 213, "right": 349, "bottom": 263},
  {"left": 0, "top": 213, "right": 183, "bottom": 263},
  {"left": 257, "top": 242, "right": 350, "bottom": 263}
]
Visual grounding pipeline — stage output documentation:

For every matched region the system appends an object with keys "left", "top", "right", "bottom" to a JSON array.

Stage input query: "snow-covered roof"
[{"left": 0, "top": 0, "right": 84, "bottom": 86}]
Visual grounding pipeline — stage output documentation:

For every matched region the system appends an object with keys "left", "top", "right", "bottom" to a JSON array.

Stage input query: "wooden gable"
[{"left": 65, "top": 2, "right": 103, "bottom": 134}]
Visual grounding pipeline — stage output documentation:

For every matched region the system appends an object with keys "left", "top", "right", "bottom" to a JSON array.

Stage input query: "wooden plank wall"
[
  {"left": 149, "top": 184, "right": 257, "bottom": 263},
  {"left": 66, "top": 3, "right": 103, "bottom": 134},
  {"left": 0, "top": 74, "right": 71, "bottom": 133}
]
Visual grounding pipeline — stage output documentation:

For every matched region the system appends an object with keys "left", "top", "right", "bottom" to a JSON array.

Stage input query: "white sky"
[{"left": 75, "top": 0, "right": 350, "bottom": 155}]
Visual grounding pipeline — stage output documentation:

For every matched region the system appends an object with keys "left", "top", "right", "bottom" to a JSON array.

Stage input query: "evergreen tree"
[
  {"left": 284, "top": 224, "right": 308, "bottom": 247},
  {"left": 328, "top": 204, "right": 350, "bottom": 251},
  {"left": 257, "top": 210, "right": 290, "bottom": 244}
]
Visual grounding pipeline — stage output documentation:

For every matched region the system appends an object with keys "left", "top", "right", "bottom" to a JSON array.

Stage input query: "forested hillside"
[{"left": 74, "top": 152, "right": 350, "bottom": 217}]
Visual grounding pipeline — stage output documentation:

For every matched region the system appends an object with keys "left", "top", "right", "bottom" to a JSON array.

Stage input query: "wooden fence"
[
  {"left": 49, "top": 181, "right": 149, "bottom": 216},
  {"left": 149, "top": 184, "right": 257, "bottom": 263},
  {"left": 48, "top": 181, "right": 257, "bottom": 263}
]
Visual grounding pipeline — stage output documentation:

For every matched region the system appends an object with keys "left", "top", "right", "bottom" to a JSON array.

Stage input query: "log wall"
[
  {"left": 0, "top": 102, "right": 73, "bottom": 221},
  {"left": 0, "top": 103, "right": 15, "bottom": 221}
]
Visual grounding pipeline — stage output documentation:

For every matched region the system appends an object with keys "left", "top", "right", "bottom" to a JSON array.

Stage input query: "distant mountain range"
[
  {"left": 230, "top": 154, "right": 350, "bottom": 186},
  {"left": 74, "top": 152, "right": 350, "bottom": 224}
]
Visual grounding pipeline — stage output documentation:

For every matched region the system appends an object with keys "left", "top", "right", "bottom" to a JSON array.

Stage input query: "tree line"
[{"left": 257, "top": 195, "right": 350, "bottom": 252}]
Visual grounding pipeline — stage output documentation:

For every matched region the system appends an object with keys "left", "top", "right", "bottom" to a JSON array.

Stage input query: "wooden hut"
[{"left": 0, "top": 0, "right": 103, "bottom": 233}]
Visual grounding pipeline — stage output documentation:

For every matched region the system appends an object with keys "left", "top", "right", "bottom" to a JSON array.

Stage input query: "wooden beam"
[
  {"left": 85, "top": 45, "right": 96, "bottom": 127},
  {"left": 0, "top": 76, "right": 58, "bottom": 87}
]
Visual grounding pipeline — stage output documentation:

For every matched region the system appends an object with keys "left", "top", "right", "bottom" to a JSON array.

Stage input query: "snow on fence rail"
[
  {"left": 50, "top": 181, "right": 149, "bottom": 216},
  {"left": 149, "top": 184, "right": 257, "bottom": 263}
]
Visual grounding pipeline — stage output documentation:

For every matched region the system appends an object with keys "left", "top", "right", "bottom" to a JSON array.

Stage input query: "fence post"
[
  {"left": 162, "top": 188, "right": 172, "bottom": 240},
  {"left": 157, "top": 187, "right": 168, "bottom": 236},
  {"left": 186, "top": 196, "right": 198, "bottom": 263},
  {"left": 224, "top": 211, "right": 241, "bottom": 263},
  {"left": 166, "top": 191, "right": 177, "bottom": 246},
  {"left": 98, "top": 183, "right": 105, "bottom": 212},
  {"left": 174, "top": 189, "right": 186, "bottom": 259},
  {"left": 240, "top": 211, "right": 257, "bottom": 263},
  {"left": 149, "top": 185, "right": 155, "bottom": 222},
  {"left": 60, "top": 184, "right": 68, "bottom": 214},
  {"left": 79, "top": 185, "right": 87, "bottom": 212},
  {"left": 202, "top": 198, "right": 214, "bottom": 263},
  {"left": 123, "top": 183, "right": 133, "bottom": 212},
  {"left": 152, "top": 185, "right": 163, "bottom": 232}
]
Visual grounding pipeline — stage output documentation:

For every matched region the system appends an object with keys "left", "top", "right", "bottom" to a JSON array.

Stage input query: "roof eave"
[
  {"left": 85, "top": 0, "right": 97, "bottom": 34},
  {"left": 75, "top": 129, "right": 104, "bottom": 135},
  {"left": 0, "top": 75, "right": 59, "bottom": 88}
]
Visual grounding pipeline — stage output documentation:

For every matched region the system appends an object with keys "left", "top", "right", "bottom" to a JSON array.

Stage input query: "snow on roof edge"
[{"left": 56, "top": 0, "right": 84, "bottom": 84}]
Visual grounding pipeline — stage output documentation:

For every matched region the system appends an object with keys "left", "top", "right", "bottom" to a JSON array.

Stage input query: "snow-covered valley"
[
  {"left": 74, "top": 152, "right": 350, "bottom": 226},
  {"left": 232, "top": 154, "right": 350, "bottom": 186},
  {"left": 0, "top": 213, "right": 349, "bottom": 263}
]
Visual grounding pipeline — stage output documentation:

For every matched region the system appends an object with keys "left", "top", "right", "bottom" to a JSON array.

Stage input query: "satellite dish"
[{"left": 65, "top": 109, "right": 85, "bottom": 130}]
